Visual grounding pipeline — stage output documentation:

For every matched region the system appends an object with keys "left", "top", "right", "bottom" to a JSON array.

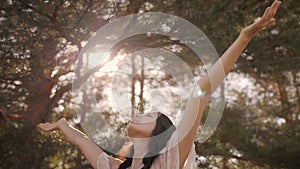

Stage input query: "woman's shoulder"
[
  {"left": 154, "top": 132, "right": 197, "bottom": 169},
  {"left": 150, "top": 133, "right": 180, "bottom": 168}
]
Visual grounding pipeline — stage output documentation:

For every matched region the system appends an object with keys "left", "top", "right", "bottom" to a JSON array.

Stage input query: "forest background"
[{"left": 0, "top": 0, "right": 299, "bottom": 168}]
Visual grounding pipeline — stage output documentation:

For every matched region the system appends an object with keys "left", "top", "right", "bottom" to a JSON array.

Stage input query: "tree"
[{"left": 1, "top": 0, "right": 299, "bottom": 168}]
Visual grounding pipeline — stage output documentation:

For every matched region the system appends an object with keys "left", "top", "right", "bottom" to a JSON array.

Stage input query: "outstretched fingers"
[
  {"left": 262, "top": 0, "right": 281, "bottom": 21},
  {"left": 38, "top": 122, "right": 57, "bottom": 131},
  {"left": 254, "top": 0, "right": 281, "bottom": 30},
  {"left": 262, "top": 7, "right": 271, "bottom": 20},
  {"left": 270, "top": 0, "right": 281, "bottom": 14}
]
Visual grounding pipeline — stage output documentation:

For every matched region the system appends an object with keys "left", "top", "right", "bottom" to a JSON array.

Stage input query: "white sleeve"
[{"left": 157, "top": 132, "right": 197, "bottom": 169}]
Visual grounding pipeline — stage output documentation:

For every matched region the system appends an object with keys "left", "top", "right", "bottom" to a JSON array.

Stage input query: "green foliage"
[
  {"left": 196, "top": 106, "right": 300, "bottom": 169},
  {"left": 0, "top": 123, "right": 91, "bottom": 169}
]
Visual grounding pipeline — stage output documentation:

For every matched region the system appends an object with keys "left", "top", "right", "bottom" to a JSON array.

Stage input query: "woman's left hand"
[
  {"left": 255, "top": 0, "right": 281, "bottom": 29},
  {"left": 243, "top": 0, "right": 282, "bottom": 38}
]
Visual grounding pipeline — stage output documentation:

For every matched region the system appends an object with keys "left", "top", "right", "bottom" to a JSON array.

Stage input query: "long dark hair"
[{"left": 118, "top": 112, "right": 176, "bottom": 169}]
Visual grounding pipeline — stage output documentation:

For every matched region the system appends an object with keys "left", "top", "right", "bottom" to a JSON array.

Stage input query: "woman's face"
[{"left": 126, "top": 112, "right": 157, "bottom": 138}]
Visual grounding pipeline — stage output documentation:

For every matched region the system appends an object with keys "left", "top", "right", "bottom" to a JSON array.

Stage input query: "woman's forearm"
[
  {"left": 197, "top": 29, "right": 253, "bottom": 93},
  {"left": 57, "top": 119, "right": 89, "bottom": 147},
  {"left": 57, "top": 119, "right": 103, "bottom": 168}
]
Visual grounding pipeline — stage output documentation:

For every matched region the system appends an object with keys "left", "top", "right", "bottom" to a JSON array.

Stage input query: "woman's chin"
[{"left": 125, "top": 123, "right": 135, "bottom": 137}]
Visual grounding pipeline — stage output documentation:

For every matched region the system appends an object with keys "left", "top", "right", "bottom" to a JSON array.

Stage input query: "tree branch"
[
  {"left": 50, "top": 83, "right": 72, "bottom": 108},
  {"left": 74, "top": 0, "right": 94, "bottom": 27},
  {"left": 50, "top": 17, "right": 82, "bottom": 48},
  {"left": 19, "top": 0, "right": 82, "bottom": 48},
  {"left": 18, "top": 0, "right": 52, "bottom": 19}
]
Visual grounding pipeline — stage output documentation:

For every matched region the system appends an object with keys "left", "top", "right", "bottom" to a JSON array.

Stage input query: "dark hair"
[{"left": 118, "top": 112, "right": 176, "bottom": 169}]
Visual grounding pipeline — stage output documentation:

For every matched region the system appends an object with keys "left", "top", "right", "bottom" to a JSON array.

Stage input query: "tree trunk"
[
  {"left": 24, "top": 77, "right": 53, "bottom": 125},
  {"left": 131, "top": 56, "right": 136, "bottom": 117},
  {"left": 138, "top": 55, "right": 145, "bottom": 113}
]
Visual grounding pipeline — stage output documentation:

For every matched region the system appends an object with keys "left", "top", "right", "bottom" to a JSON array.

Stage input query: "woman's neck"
[
  {"left": 132, "top": 138, "right": 149, "bottom": 158},
  {"left": 131, "top": 138, "right": 149, "bottom": 168}
]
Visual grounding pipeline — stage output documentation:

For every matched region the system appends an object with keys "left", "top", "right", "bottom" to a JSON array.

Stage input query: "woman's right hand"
[{"left": 38, "top": 118, "right": 67, "bottom": 131}]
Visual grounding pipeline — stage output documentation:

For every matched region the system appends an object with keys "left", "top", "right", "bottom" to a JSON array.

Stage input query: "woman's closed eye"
[{"left": 146, "top": 114, "right": 153, "bottom": 117}]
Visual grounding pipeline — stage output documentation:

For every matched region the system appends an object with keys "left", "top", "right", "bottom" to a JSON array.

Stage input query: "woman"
[{"left": 38, "top": 1, "right": 281, "bottom": 168}]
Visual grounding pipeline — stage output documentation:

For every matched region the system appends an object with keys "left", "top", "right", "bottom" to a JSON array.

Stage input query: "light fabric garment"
[{"left": 97, "top": 132, "right": 197, "bottom": 169}]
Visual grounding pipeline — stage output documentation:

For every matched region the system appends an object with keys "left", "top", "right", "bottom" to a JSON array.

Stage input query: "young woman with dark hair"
[
  {"left": 38, "top": 1, "right": 281, "bottom": 168},
  {"left": 118, "top": 112, "right": 176, "bottom": 169}
]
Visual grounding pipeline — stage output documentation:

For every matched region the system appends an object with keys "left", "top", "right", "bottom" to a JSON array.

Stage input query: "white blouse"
[{"left": 97, "top": 133, "right": 197, "bottom": 169}]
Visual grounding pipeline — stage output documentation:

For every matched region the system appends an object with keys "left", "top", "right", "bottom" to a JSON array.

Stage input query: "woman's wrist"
[
  {"left": 241, "top": 17, "right": 270, "bottom": 40},
  {"left": 56, "top": 118, "right": 68, "bottom": 129},
  {"left": 240, "top": 23, "right": 260, "bottom": 41}
]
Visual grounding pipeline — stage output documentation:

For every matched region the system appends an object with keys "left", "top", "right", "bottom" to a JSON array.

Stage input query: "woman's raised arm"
[
  {"left": 197, "top": 0, "right": 282, "bottom": 94},
  {"left": 38, "top": 118, "right": 103, "bottom": 168},
  {"left": 177, "top": 1, "right": 282, "bottom": 168}
]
